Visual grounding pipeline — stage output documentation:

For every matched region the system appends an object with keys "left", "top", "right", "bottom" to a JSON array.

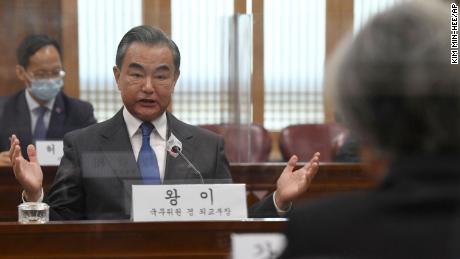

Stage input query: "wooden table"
[
  {"left": 0, "top": 219, "right": 287, "bottom": 258},
  {"left": 232, "top": 162, "right": 376, "bottom": 204},
  {"left": 0, "top": 163, "right": 377, "bottom": 221},
  {"left": 0, "top": 166, "right": 57, "bottom": 222}
]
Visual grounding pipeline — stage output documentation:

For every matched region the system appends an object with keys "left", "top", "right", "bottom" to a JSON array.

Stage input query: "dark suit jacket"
[
  {"left": 0, "top": 96, "right": 6, "bottom": 118},
  {"left": 45, "top": 109, "right": 276, "bottom": 220},
  {"left": 0, "top": 90, "right": 97, "bottom": 157},
  {"left": 281, "top": 155, "right": 460, "bottom": 259}
]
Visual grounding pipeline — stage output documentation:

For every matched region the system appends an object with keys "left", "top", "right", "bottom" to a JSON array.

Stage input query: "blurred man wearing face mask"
[{"left": 0, "top": 35, "right": 96, "bottom": 165}]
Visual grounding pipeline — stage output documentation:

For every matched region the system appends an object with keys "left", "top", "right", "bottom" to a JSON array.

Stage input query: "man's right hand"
[{"left": 9, "top": 135, "right": 43, "bottom": 202}]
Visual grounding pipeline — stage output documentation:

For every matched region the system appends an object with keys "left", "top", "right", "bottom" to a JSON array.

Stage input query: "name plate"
[
  {"left": 231, "top": 233, "right": 286, "bottom": 259},
  {"left": 36, "top": 141, "right": 63, "bottom": 166},
  {"left": 132, "top": 184, "right": 247, "bottom": 221}
]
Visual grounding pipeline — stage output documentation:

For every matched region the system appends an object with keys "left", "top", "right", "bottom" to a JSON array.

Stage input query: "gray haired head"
[
  {"left": 115, "top": 25, "right": 180, "bottom": 72},
  {"left": 332, "top": 1, "right": 460, "bottom": 157}
]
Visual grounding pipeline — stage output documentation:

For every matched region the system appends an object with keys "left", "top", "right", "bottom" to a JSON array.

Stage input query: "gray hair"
[
  {"left": 115, "top": 25, "right": 180, "bottom": 72},
  {"left": 333, "top": 1, "right": 460, "bottom": 157}
]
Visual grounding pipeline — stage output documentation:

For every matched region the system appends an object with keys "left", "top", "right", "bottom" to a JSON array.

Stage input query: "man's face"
[
  {"left": 16, "top": 45, "right": 63, "bottom": 87},
  {"left": 113, "top": 42, "right": 179, "bottom": 122}
]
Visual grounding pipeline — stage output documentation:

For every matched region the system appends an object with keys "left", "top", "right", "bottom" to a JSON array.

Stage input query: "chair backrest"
[
  {"left": 279, "top": 124, "right": 345, "bottom": 162},
  {"left": 199, "top": 123, "right": 272, "bottom": 162}
]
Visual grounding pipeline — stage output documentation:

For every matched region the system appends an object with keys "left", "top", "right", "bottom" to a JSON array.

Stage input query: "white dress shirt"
[
  {"left": 122, "top": 107, "right": 167, "bottom": 182},
  {"left": 25, "top": 89, "right": 55, "bottom": 134}
]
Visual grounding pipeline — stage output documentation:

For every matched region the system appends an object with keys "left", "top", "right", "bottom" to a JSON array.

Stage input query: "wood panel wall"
[
  {"left": 0, "top": 0, "right": 62, "bottom": 97},
  {"left": 60, "top": 0, "right": 79, "bottom": 98},
  {"left": 143, "top": 0, "right": 171, "bottom": 36},
  {"left": 143, "top": 0, "right": 172, "bottom": 111},
  {"left": 0, "top": 0, "right": 79, "bottom": 98},
  {"left": 324, "top": 0, "right": 354, "bottom": 123}
]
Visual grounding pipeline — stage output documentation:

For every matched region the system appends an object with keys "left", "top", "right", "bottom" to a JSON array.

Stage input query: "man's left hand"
[
  {"left": 0, "top": 151, "right": 11, "bottom": 167},
  {"left": 275, "top": 152, "right": 320, "bottom": 209}
]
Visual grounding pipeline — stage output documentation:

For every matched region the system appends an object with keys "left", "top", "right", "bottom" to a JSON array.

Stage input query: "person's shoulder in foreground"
[
  {"left": 281, "top": 0, "right": 460, "bottom": 258},
  {"left": 282, "top": 166, "right": 460, "bottom": 259}
]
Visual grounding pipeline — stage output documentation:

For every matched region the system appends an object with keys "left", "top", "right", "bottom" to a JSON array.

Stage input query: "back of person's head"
[
  {"left": 16, "top": 34, "right": 62, "bottom": 69},
  {"left": 115, "top": 25, "right": 180, "bottom": 72},
  {"left": 333, "top": 0, "right": 460, "bottom": 158}
]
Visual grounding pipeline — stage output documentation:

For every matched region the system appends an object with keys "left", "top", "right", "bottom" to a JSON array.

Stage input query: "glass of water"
[{"left": 18, "top": 202, "right": 49, "bottom": 224}]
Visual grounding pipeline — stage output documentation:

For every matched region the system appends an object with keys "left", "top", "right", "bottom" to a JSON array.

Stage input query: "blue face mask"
[{"left": 29, "top": 78, "right": 63, "bottom": 101}]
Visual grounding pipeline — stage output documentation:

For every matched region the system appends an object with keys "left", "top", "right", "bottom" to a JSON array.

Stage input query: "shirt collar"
[
  {"left": 25, "top": 88, "right": 55, "bottom": 112},
  {"left": 122, "top": 107, "right": 167, "bottom": 140}
]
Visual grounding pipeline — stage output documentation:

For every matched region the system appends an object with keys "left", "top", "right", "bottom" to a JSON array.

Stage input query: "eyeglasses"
[{"left": 26, "top": 69, "right": 66, "bottom": 80}]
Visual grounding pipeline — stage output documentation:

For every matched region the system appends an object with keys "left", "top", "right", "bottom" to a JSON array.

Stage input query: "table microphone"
[{"left": 166, "top": 133, "right": 204, "bottom": 184}]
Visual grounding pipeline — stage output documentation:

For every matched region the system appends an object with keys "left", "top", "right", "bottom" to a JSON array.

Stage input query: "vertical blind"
[
  {"left": 171, "top": 0, "right": 234, "bottom": 125},
  {"left": 77, "top": 0, "right": 402, "bottom": 127},
  {"left": 354, "top": 0, "right": 405, "bottom": 32},
  {"left": 78, "top": 0, "right": 142, "bottom": 122},
  {"left": 264, "top": 0, "right": 326, "bottom": 130}
]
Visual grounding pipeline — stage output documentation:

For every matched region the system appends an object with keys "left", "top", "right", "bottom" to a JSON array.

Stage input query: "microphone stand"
[{"left": 176, "top": 149, "right": 204, "bottom": 184}]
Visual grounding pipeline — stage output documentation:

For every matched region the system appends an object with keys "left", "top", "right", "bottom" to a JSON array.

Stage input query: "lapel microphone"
[{"left": 166, "top": 133, "right": 204, "bottom": 184}]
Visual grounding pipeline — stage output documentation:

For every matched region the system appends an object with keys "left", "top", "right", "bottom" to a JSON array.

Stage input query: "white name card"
[
  {"left": 36, "top": 141, "right": 63, "bottom": 166},
  {"left": 132, "top": 184, "right": 247, "bottom": 221},
  {"left": 231, "top": 233, "right": 286, "bottom": 259}
]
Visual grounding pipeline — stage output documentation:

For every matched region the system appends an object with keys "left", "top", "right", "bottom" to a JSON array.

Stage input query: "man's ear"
[
  {"left": 113, "top": 66, "right": 121, "bottom": 90},
  {"left": 171, "top": 70, "right": 180, "bottom": 93},
  {"left": 16, "top": 65, "right": 27, "bottom": 82}
]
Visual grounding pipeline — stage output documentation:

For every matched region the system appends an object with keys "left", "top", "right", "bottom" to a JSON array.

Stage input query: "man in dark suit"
[
  {"left": 281, "top": 1, "right": 460, "bottom": 258},
  {"left": 10, "top": 25, "right": 320, "bottom": 220},
  {"left": 0, "top": 35, "right": 96, "bottom": 166}
]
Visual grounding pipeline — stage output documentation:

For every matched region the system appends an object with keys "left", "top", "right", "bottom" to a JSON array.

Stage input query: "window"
[
  {"left": 78, "top": 0, "right": 142, "bottom": 121},
  {"left": 77, "top": 0, "right": 401, "bottom": 128},
  {"left": 264, "top": 0, "right": 326, "bottom": 130},
  {"left": 354, "top": 0, "right": 404, "bottom": 32},
  {"left": 171, "top": 0, "right": 235, "bottom": 125}
]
